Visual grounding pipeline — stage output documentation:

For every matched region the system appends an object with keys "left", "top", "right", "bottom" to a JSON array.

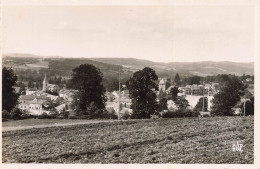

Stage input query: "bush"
[
  {"left": 162, "top": 109, "right": 199, "bottom": 118},
  {"left": 10, "top": 107, "right": 23, "bottom": 120},
  {"left": 2, "top": 110, "right": 11, "bottom": 120},
  {"left": 60, "top": 110, "right": 69, "bottom": 119},
  {"left": 48, "top": 111, "right": 59, "bottom": 119},
  {"left": 38, "top": 113, "right": 51, "bottom": 119},
  {"left": 68, "top": 115, "right": 78, "bottom": 119},
  {"left": 20, "top": 112, "right": 37, "bottom": 119},
  {"left": 121, "top": 110, "right": 131, "bottom": 120}
]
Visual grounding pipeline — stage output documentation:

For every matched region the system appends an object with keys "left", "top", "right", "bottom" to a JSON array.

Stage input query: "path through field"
[
  {"left": 2, "top": 116, "right": 254, "bottom": 163},
  {"left": 2, "top": 119, "right": 118, "bottom": 132}
]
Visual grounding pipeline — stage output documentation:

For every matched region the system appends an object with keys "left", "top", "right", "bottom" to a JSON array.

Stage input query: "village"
[{"left": 17, "top": 74, "right": 225, "bottom": 118}]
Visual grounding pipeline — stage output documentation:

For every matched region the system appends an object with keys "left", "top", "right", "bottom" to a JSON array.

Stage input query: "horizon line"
[{"left": 2, "top": 52, "right": 254, "bottom": 64}]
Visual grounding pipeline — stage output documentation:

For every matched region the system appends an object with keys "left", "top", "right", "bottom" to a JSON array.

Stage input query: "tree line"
[{"left": 2, "top": 64, "right": 254, "bottom": 121}]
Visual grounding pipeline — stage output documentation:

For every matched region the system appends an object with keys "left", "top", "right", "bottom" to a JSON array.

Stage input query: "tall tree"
[
  {"left": 158, "top": 90, "right": 168, "bottom": 100},
  {"left": 211, "top": 76, "right": 247, "bottom": 116},
  {"left": 126, "top": 67, "right": 159, "bottom": 119},
  {"left": 165, "top": 78, "right": 171, "bottom": 90},
  {"left": 2, "top": 67, "right": 19, "bottom": 112},
  {"left": 194, "top": 97, "right": 208, "bottom": 112},
  {"left": 70, "top": 64, "right": 106, "bottom": 115},
  {"left": 174, "top": 95, "right": 189, "bottom": 109},
  {"left": 183, "top": 76, "right": 201, "bottom": 85},
  {"left": 170, "top": 86, "right": 179, "bottom": 101},
  {"left": 159, "top": 98, "right": 168, "bottom": 111},
  {"left": 174, "top": 73, "right": 181, "bottom": 85}
]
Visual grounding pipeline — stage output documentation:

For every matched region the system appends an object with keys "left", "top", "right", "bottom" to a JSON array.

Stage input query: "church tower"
[
  {"left": 159, "top": 79, "right": 166, "bottom": 91},
  {"left": 42, "top": 74, "right": 48, "bottom": 92}
]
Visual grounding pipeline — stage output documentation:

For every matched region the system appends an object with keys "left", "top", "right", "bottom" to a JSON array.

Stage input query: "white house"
[
  {"left": 26, "top": 88, "right": 37, "bottom": 95},
  {"left": 167, "top": 100, "right": 177, "bottom": 110}
]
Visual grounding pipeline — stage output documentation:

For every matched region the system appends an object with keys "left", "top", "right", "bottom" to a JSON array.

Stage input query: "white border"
[{"left": 0, "top": 0, "right": 259, "bottom": 168}]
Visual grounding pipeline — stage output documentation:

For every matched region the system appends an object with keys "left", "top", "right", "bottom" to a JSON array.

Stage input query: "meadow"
[{"left": 2, "top": 116, "right": 253, "bottom": 163}]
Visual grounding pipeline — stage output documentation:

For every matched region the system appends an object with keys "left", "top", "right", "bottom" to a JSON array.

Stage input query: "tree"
[
  {"left": 10, "top": 107, "right": 23, "bottom": 120},
  {"left": 159, "top": 98, "right": 168, "bottom": 111},
  {"left": 103, "top": 77, "right": 119, "bottom": 92},
  {"left": 126, "top": 67, "right": 159, "bottom": 119},
  {"left": 70, "top": 64, "right": 106, "bottom": 115},
  {"left": 183, "top": 76, "right": 201, "bottom": 85},
  {"left": 211, "top": 76, "right": 247, "bottom": 116},
  {"left": 2, "top": 67, "right": 19, "bottom": 112},
  {"left": 158, "top": 90, "right": 168, "bottom": 100},
  {"left": 165, "top": 78, "right": 171, "bottom": 90},
  {"left": 174, "top": 73, "right": 181, "bottom": 85},
  {"left": 246, "top": 97, "right": 254, "bottom": 115},
  {"left": 240, "top": 97, "right": 254, "bottom": 116},
  {"left": 174, "top": 95, "right": 189, "bottom": 109},
  {"left": 170, "top": 86, "right": 179, "bottom": 101},
  {"left": 194, "top": 97, "right": 208, "bottom": 112}
]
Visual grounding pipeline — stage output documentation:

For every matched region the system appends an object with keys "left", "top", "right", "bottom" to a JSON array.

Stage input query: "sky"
[{"left": 2, "top": 1, "right": 255, "bottom": 62}]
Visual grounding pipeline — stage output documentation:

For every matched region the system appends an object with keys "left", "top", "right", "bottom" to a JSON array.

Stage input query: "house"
[
  {"left": 19, "top": 94, "right": 51, "bottom": 115},
  {"left": 113, "top": 97, "right": 132, "bottom": 108},
  {"left": 59, "top": 88, "right": 77, "bottom": 100},
  {"left": 246, "top": 78, "right": 253, "bottom": 82},
  {"left": 184, "top": 85, "right": 191, "bottom": 95},
  {"left": 48, "top": 84, "right": 60, "bottom": 93},
  {"left": 19, "top": 98, "right": 50, "bottom": 115},
  {"left": 191, "top": 84, "right": 199, "bottom": 95},
  {"left": 121, "top": 90, "right": 130, "bottom": 98},
  {"left": 232, "top": 108, "right": 242, "bottom": 115},
  {"left": 105, "top": 92, "right": 115, "bottom": 102},
  {"left": 106, "top": 102, "right": 120, "bottom": 113},
  {"left": 19, "top": 95, "right": 49, "bottom": 104},
  {"left": 26, "top": 88, "right": 37, "bottom": 95},
  {"left": 55, "top": 104, "right": 67, "bottom": 113},
  {"left": 14, "top": 87, "right": 21, "bottom": 93},
  {"left": 112, "top": 91, "right": 120, "bottom": 99},
  {"left": 167, "top": 100, "right": 177, "bottom": 110}
]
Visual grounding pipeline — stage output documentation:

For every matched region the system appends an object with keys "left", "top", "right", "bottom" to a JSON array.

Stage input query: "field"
[
  {"left": 2, "top": 119, "right": 116, "bottom": 132},
  {"left": 2, "top": 116, "right": 254, "bottom": 163}
]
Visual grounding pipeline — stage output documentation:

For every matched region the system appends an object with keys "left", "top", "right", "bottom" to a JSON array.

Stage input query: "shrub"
[
  {"left": 68, "top": 115, "right": 78, "bottom": 119},
  {"left": 10, "top": 107, "right": 23, "bottom": 120},
  {"left": 121, "top": 110, "right": 131, "bottom": 120},
  {"left": 38, "top": 113, "right": 51, "bottom": 119},
  {"left": 2, "top": 110, "right": 11, "bottom": 120},
  {"left": 162, "top": 109, "right": 199, "bottom": 118},
  {"left": 20, "top": 112, "right": 37, "bottom": 119}
]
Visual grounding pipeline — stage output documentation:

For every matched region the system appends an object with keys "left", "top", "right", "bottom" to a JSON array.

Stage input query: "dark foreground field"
[{"left": 2, "top": 116, "right": 253, "bottom": 163}]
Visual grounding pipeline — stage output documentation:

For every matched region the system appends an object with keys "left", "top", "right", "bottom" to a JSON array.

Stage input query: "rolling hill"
[{"left": 2, "top": 54, "right": 254, "bottom": 78}]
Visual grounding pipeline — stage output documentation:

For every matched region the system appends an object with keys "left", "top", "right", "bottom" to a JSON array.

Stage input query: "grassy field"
[
  {"left": 2, "top": 119, "right": 116, "bottom": 131},
  {"left": 2, "top": 116, "right": 253, "bottom": 163}
]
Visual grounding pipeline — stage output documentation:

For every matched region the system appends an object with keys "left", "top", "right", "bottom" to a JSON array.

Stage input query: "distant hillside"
[
  {"left": 92, "top": 58, "right": 254, "bottom": 77},
  {"left": 90, "top": 58, "right": 157, "bottom": 67},
  {"left": 3, "top": 54, "right": 254, "bottom": 78},
  {"left": 165, "top": 61, "right": 254, "bottom": 76}
]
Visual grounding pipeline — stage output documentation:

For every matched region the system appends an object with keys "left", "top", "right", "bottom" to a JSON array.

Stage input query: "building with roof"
[
  {"left": 26, "top": 88, "right": 37, "bottom": 95},
  {"left": 42, "top": 74, "right": 60, "bottom": 93},
  {"left": 159, "top": 79, "right": 166, "bottom": 91},
  {"left": 19, "top": 98, "right": 50, "bottom": 115}
]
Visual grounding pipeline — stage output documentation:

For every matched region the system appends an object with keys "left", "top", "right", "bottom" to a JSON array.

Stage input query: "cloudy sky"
[{"left": 2, "top": 0, "right": 255, "bottom": 62}]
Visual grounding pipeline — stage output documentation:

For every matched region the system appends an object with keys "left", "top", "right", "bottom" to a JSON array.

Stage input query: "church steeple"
[{"left": 42, "top": 74, "right": 48, "bottom": 92}]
